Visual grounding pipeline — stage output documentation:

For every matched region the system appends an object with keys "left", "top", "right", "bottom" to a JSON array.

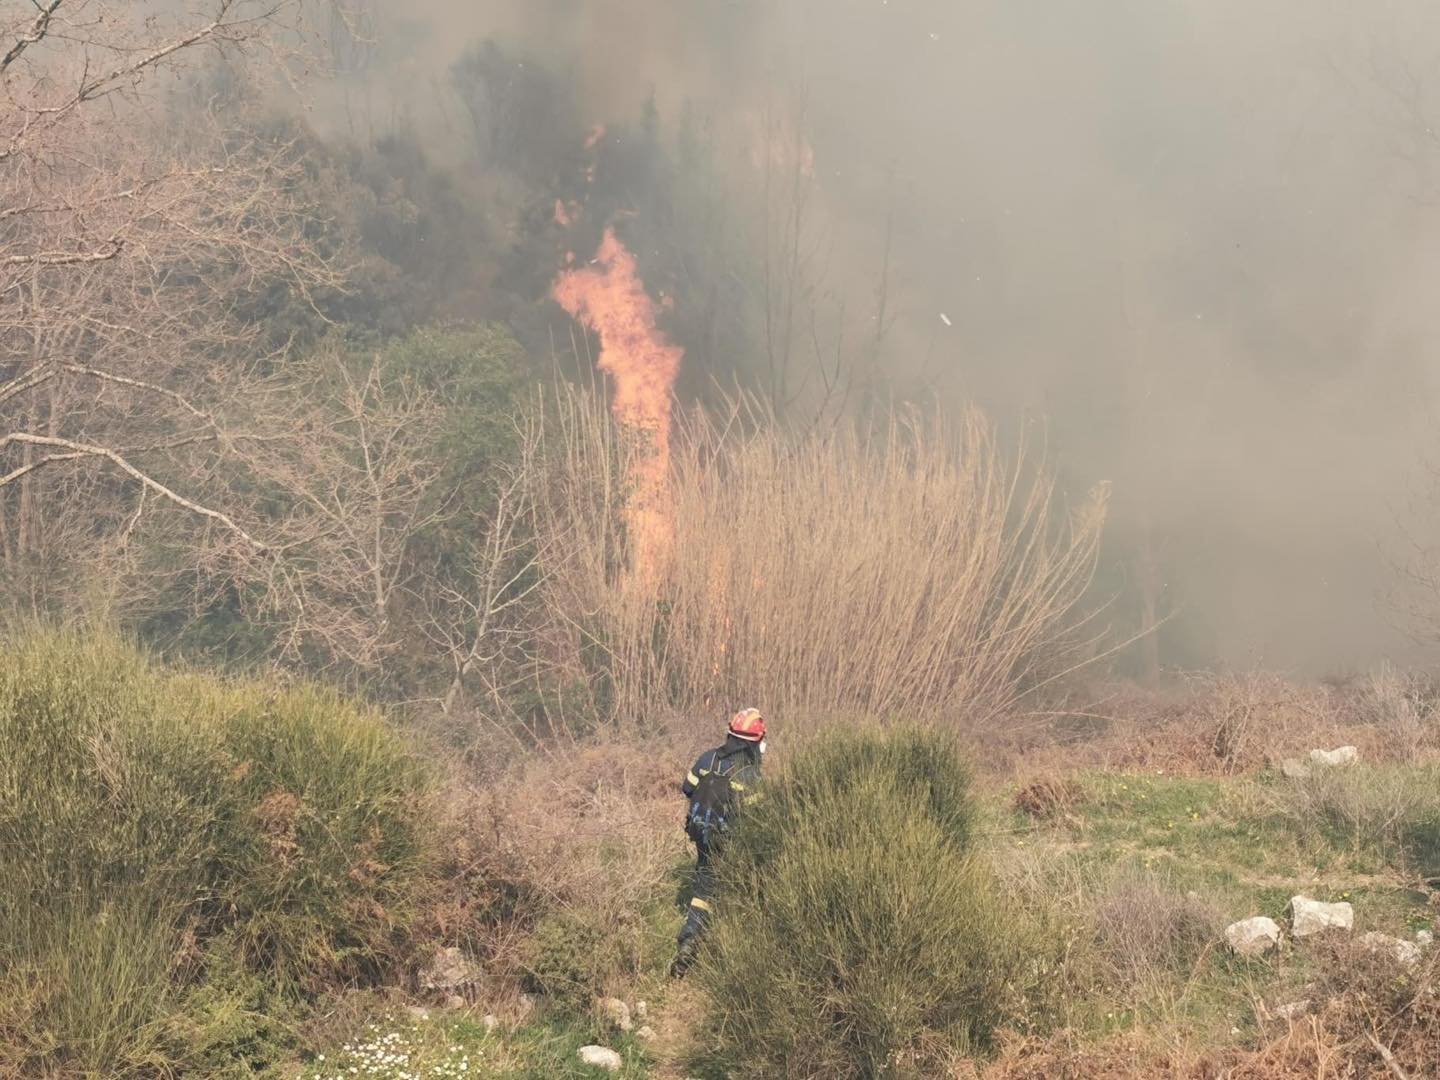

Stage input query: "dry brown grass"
[
  {"left": 977, "top": 937, "right": 1440, "bottom": 1079},
  {"left": 1013, "top": 774, "right": 1082, "bottom": 820},
  {"left": 1092, "top": 871, "right": 1224, "bottom": 994},
  {"left": 430, "top": 733, "right": 692, "bottom": 1006},
  {"left": 986, "top": 665, "right": 1440, "bottom": 780},
  {"left": 531, "top": 388, "right": 1107, "bottom": 735}
]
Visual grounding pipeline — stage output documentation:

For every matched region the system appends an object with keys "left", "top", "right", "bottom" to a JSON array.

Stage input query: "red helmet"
[{"left": 728, "top": 707, "right": 765, "bottom": 742}]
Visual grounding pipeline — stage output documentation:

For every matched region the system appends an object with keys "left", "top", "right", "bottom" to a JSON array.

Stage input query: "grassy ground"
[
  {"left": 7, "top": 631, "right": 1434, "bottom": 1075},
  {"left": 283, "top": 761, "right": 1437, "bottom": 1078},
  {"left": 993, "top": 765, "right": 1437, "bottom": 1053}
]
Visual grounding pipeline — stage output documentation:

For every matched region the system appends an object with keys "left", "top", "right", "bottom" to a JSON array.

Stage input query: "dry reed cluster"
[{"left": 530, "top": 389, "right": 1108, "bottom": 733}]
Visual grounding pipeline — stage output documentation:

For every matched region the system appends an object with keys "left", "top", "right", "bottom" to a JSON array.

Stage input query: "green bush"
[
  {"left": 519, "top": 904, "right": 654, "bottom": 1018},
  {"left": 0, "top": 629, "right": 436, "bottom": 1076},
  {"left": 698, "top": 727, "right": 1039, "bottom": 1078}
]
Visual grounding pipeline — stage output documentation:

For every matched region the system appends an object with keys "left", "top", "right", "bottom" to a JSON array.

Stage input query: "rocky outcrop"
[
  {"left": 596, "top": 996, "right": 633, "bottom": 1031},
  {"left": 1308, "top": 746, "right": 1358, "bottom": 768}
]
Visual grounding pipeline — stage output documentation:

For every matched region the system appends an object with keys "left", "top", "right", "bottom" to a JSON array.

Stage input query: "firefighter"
[{"left": 670, "top": 707, "right": 766, "bottom": 977}]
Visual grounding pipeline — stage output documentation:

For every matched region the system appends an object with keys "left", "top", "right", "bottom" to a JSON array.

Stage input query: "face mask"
[{"left": 758, "top": 739, "right": 767, "bottom": 755}]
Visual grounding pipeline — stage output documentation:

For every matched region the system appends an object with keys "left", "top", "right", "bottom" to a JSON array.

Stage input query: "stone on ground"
[
  {"left": 1289, "top": 895, "right": 1353, "bottom": 937},
  {"left": 635, "top": 1024, "right": 657, "bottom": 1042},
  {"left": 1308, "top": 746, "right": 1358, "bottom": 768},
  {"left": 1360, "top": 931, "right": 1422, "bottom": 966},
  {"left": 596, "top": 996, "right": 632, "bottom": 1031},
  {"left": 1226, "top": 915, "right": 1282, "bottom": 957},
  {"left": 419, "top": 946, "right": 483, "bottom": 991},
  {"left": 578, "top": 1045, "right": 623, "bottom": 1071},
  {"left": 1271, "top": 999, "right": 1311, "bottom": 1021}
]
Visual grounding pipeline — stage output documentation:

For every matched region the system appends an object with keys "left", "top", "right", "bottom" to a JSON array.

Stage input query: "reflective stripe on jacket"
[{"left": 681, "top": 735, "right": 762, "bottom": 805}]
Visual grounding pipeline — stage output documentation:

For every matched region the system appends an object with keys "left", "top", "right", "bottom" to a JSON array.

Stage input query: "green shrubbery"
[
  {"left": 521, "top": 909, "right": 623, "bottom": 1014},
  {"left": 0, "top": 630, "right": 438, "bottom": 1076},
  {"left": 698, "top": 727, "right": 1044, "bottom": 1079}
]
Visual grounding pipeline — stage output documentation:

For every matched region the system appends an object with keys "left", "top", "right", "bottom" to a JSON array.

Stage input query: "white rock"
[
  {"left": 443, "top": 994, "right": 465, "bottom": 1010},
  {"left": 1289, "top": 895, "right": 1353, "bottom": 937},
  {"left": 1272, "top": 999, "right": 1311, "bottom": 1020},
  {"left": 596, "top": 996, "right": 632, "bottom": 1031},
  {"left": 634, "top": 999, "right": 648, "bottom": 1021},
  {"left": 1417, "top": 930, "right": 1434, "bottom": 948},
  {"left": 578, "top": 1045, "right": 623, "bottom": 1072},
  {"left": 1226, "top": 915, "right": 1283, "bottom": 957},
  {"left": 635, "top": 1025, "right": 657, "bottom": 1042},
  {"left": 1360, "top": 931, "right": 1422, "bottom": 966},
  {"left": 1308, "top": 746, "right": 1358, "bottom": 768},
  {"left": 1279, "top": 759, "right": 1311, "bottom": 779}
]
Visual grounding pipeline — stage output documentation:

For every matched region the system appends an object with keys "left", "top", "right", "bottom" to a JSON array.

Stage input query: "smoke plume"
[{"left": 328, "top": 0, "right": 1440, "bottom": 673}]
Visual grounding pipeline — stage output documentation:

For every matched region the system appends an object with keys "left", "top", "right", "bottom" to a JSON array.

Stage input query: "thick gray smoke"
[{"left": 329, "top": 0, "right": 1440, "bottom": 674}]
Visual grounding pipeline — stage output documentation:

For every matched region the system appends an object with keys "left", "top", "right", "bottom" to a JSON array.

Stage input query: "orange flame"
[{"left": 552, "top": 227, "right": 682, "bottom": 582}]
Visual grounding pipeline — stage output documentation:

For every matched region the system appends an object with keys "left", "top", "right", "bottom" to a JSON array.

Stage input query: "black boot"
[{"left": 670, "top": 935, "right": 698, "bottom": 978}]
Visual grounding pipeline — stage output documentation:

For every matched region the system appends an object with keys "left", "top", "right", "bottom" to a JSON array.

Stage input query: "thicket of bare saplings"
[{"left": 0, "top": 1, "right": 338, "bottom": 616}]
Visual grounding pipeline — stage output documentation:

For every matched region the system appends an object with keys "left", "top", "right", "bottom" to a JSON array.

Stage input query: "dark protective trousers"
[{"left": 677, "top": 839, "right": 715, "bottom": 947}]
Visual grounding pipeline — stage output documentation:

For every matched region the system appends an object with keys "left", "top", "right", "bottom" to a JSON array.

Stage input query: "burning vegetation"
[{"left": 551, "top": 226, "right": 683, "bottom": 583}]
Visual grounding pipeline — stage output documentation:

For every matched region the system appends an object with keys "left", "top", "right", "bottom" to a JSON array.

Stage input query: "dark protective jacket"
[{"left": 681, "top": 734, "right": 763, "bottom": 836}]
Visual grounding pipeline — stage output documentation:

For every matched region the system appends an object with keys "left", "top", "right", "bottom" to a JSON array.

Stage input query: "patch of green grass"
[
  {"left": 995, "top": 767, "right": 1440, "bottom": 1050},
  {"left": 1259, "top": 763, "right": 1440, "bottom": 877},
  {"left": 1046, "top": 770, "right": 1436, "bottom": 894}
]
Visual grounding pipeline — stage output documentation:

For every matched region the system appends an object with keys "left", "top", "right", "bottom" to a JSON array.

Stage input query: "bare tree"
[
  {"left": 201, "top": 348, "right": 453, "bottom": 675},
  {"left": 427, "top": 416, "right": 553, "bottom": 717},
  {"left": 0, "top": 1, "right": 339, "bottom": 592}
]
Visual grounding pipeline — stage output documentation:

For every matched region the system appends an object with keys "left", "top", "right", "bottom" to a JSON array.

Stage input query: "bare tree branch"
[
  {"left": 1, "top": 239, "right": 121, "bottom": 267},
  {"left": 0, "top": 0, "right": 63, "bottom": 76},
  {"left": 59, "top": 363, "right": 216, "bottom": 423},
  {"left": 0, "top": 432, "right": 268, "bottom": 550},
  {"left": 0, "top": 2, "right": 342, "bottom": 608},
  {"left": 0, "top": 365, "right": 55, "bottom": 406}
]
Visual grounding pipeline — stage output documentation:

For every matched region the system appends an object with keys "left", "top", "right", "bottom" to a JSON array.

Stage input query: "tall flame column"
[{"left": 552, "top": 227, "right": 683, "bottom": 585}]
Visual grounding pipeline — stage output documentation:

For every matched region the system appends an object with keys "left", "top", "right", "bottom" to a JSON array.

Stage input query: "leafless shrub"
[
  {"left": 1179, "top": 671, "right": 1336, "bottom": 773},
  {"left": 1241, "top": 937, "right": 1440, "bottom": 1080},
  {"left": 1352, "top": 662, "right": 1440, "bottom": 759},
  {"left": 463, "top": 737, "right": 686, "bottom": 992},
  {"left": 1092, "top": 869, "right": 1223, "bottom": 993},
  {"left": 1195, "top": 672, "right": 1291, "bottom": 771}
]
